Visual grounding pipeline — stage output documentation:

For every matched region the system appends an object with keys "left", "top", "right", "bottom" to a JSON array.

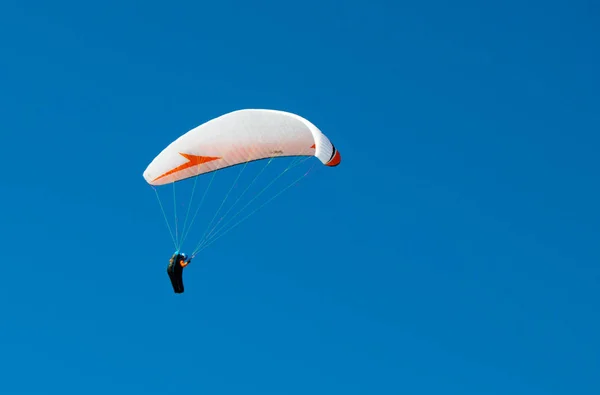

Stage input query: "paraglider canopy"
[{"left": 143, "top": 109, "right": 341, "bottom": 186}]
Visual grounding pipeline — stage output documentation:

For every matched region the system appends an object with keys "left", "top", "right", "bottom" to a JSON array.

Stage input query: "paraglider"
[
  {"left": 167, "top": 252, "right": 191, "bottom": 293},
  {"left": 143, "top": 109, "right": 341, "bottom": 293}
]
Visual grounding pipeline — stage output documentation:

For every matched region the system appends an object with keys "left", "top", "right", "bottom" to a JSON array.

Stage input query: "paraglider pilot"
[{"left": 167, "top": 252, "right": 191, "bottom": 293}]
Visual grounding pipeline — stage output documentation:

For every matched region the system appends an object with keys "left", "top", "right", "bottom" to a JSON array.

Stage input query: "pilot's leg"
[{"left": 167, "top": 264, "right": 180, "bottom": 293}]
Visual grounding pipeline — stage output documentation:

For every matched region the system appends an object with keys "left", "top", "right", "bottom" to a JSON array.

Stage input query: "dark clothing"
[{"left": 167, "top": 253, "right": 189, "bottom": 293}]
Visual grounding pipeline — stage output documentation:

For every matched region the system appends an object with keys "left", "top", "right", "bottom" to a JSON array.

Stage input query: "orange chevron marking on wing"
[{"left": 152, "top": 153, "right": 221, "bottom": 182}]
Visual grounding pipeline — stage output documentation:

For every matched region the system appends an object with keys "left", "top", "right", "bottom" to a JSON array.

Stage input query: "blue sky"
[{"left": 1, "top": 0, "right": 598, "bottom": 394}]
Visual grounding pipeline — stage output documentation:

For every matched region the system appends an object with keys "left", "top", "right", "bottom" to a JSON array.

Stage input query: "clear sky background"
[{"left": 1, "top": 0, "right": 598, "bottom": 394}]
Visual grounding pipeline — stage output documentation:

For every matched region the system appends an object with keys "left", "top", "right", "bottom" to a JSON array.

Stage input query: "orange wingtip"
[{"left": 326, "top": 150, "right": 341, "bottom": 167}]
